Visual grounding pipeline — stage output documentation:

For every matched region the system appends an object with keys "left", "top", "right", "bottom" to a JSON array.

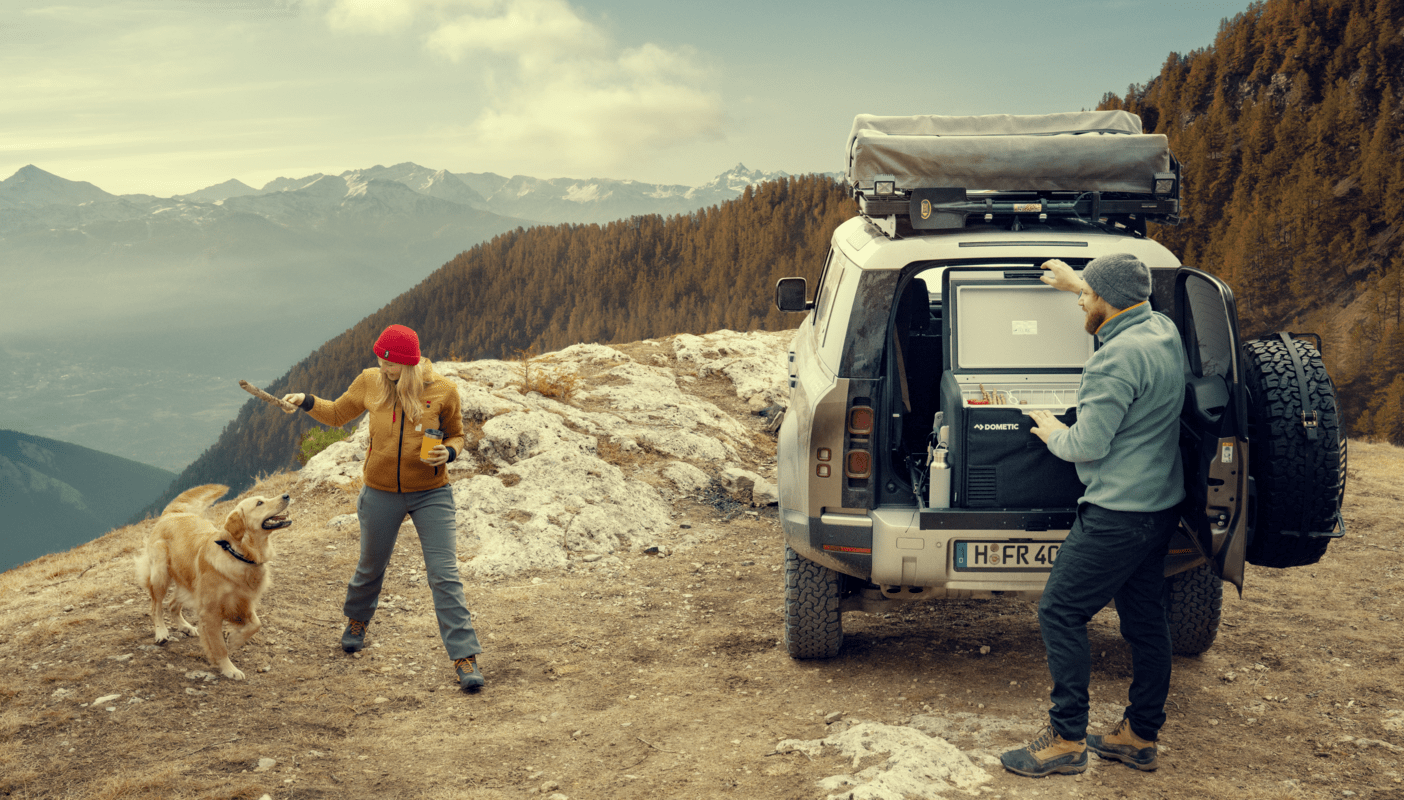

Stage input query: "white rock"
[
  {"left": 255, "top": 757, "right": 276, "bottom": 772},
  {"left": 662, "top": 461, "right": 710, "bottom": 495},
  {"left": 720, "top": 467, "right": 777, "bottom": 505},
  {"left": 455, "top": 448, "right": 671, "bottom": 578},
  {"left": 298, "top": 423, "right": 370, "bottom": 489},
  {"left": 778, "top": 721, "right": 991, "bottom": 800},
  {"left": 295, "top": 330, "right": 793, "bottom": 579},
  {"left": 478, "top": 410, "right": 595, "bottom": 465},
  {"left": 92, "top": 693, "right": 121, "bottom": 706},
  {"left": 752, "top": 477, "right": 779, "bottom": 506},
  {"left": 672, "top": 330, "right": 794, "bottom": 410}
]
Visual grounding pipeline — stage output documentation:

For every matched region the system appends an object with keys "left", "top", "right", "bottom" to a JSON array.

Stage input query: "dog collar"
[{"left": 216, "top": 540, "right": 259, "bottom": 566}]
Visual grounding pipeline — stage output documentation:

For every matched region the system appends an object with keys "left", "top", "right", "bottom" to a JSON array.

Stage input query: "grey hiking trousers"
[{"left": 346, "top": 485, "right": 482, "bottom": 660}]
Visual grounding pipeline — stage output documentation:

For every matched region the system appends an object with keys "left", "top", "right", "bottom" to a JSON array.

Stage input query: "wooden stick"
[{"left": 240, "top": 380, "right": 298, "bottom": 413}]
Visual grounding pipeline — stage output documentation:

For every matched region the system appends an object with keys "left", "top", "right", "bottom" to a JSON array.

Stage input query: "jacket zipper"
[{"left": 395, "top": 398, "right": 405, "bottom": 493}]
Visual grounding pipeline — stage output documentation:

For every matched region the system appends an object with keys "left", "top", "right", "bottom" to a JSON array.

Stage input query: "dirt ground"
[{"left": 2, "top": 390, "right": 1402, "bottom": 799}]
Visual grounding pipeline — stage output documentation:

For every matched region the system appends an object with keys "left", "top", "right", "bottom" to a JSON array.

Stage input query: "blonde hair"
[{"left": 374, "top": 357, "right": 430, "bottom": 426}]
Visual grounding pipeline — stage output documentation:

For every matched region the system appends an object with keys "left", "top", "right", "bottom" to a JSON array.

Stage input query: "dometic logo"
[{"left": 974, "top": 423, "right": 1022, "bottom": 431}]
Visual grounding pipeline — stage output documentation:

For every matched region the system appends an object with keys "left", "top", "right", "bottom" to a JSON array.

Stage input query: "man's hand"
[
  {"left": 1028, "top": 409, "right": 1068, "bottom": 444},
  {"left": 1040, "top": 259, "right": 1087, "bottom": 294},
  {"left": 280, "top": 393, "right": 305, "bottom": 414}
]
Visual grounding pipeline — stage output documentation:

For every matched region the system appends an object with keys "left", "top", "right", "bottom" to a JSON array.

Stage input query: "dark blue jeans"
[
  {"left": 1037, "top": 502, "right": 1177, "bottom": 742},
  {"left": 347, "top": 485, "right": 482, "bottom": 660}
]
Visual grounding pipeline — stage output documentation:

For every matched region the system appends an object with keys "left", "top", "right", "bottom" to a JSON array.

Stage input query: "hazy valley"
[{"left": 0, "top": 162, "right": 791, "bottom": 473}]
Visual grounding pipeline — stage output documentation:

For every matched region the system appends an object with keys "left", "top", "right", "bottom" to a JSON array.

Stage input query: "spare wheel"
[{"left": 1240, "top": 334, "right": 1346, "bottom": 568}]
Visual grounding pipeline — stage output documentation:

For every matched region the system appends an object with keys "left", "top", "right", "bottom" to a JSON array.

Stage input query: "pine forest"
[{"left": 1099, "top": 0, "right": 1404, "bottom": 442}]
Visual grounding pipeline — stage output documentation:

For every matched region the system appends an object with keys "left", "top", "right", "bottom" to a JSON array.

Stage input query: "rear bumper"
[{"left": 783, "top": 506, "right": 1075, "bottom": 594}]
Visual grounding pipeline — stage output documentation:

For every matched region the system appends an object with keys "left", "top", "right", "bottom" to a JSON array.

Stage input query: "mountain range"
[
  {"left": 0, "top": 161, "right": 793, "bottom": 473},
  {"left": 0, "top": 428, "right": 176, "bottom": 573}
]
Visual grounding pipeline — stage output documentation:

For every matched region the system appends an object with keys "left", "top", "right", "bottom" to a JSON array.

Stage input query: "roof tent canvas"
[{"left": 846, "top": 110, "right": 1169, "bottom": 195}]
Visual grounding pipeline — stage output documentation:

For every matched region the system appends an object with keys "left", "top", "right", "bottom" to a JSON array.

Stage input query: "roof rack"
[{"left": 846, "top": 111, "right": 1180, "bottom": 235}]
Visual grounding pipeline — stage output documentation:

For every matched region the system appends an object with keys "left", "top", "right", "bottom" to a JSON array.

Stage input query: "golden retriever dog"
[{"left": 134, "top": 484, "right": 292, "bottom": 679}]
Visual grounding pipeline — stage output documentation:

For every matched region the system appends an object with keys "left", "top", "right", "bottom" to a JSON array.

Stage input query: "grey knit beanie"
[{"left": 1082, "top": 253, "right": 1150, "bottom": 310}]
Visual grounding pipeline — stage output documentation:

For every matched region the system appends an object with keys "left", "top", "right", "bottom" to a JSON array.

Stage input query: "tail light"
[
  {"left": 848, "top": 405, "right": 874, "bottom": 434},
  {"left": 844, "top": 448, "right": 871, "bottom": 478},
  {"left": 845, "top": 403, "right": 873, "bottom": 480}
]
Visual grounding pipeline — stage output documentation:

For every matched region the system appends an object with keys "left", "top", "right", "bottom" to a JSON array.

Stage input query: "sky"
[{"left": 2, "top": 0, "right": 1253, "bottom": 197}]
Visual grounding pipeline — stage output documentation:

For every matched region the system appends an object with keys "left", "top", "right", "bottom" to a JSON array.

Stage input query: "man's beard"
[{"left": 1085, "top": 306, "right": 1109, "bottom": 335}]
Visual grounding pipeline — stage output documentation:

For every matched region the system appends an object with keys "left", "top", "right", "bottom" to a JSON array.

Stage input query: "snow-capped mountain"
[
  {"left": 0, "top": 160, "right": 815, "bottom": 472},
  {"left": 165, "top": 161, "right": 794, "bottom": 225},
  {"left": 442, "top": 163, "right": 791, "bottom": 224}
]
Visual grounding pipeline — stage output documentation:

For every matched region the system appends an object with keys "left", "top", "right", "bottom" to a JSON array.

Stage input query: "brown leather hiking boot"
[
  {"left": 1000, "top": 725, "right": 1088, "bottom": 777},
  {"left": 1087, "top": 718, "right": 1159, "bottom": 770}
]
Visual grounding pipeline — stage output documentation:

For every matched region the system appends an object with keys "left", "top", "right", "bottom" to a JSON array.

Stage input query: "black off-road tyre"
[
  {"left": 1240, "top": 336, "right": 1346, "bottom": 568},
  {"left": 1165, "top": 562, "right": 1222, "bottom": 656},
  {"left": 783, "top": 546, "right": 844, "bottom": 659}
]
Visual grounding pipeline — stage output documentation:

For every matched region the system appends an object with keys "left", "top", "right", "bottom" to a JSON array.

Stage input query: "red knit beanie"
[{"left": 373, "top": 324, "right": 421, "bottom": 366}]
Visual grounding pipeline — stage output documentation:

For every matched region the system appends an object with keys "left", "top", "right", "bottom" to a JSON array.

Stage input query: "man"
[{"left": 999, "top": 253, "right": 1188, "bottom": 778}]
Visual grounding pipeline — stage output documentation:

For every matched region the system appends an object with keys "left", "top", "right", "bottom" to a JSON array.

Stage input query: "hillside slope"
[
  {"left": 1097, "top": 0, "right": 1404, "bottom": 441},
  {"left": 0, "top": 430, "right": 175, "bottom": 573},
  {"left": 145, "top": 174, "right": 851, "bottom": 516},
  {"left": 0, "top": 331, "right": 1398, "bottom": 800}
]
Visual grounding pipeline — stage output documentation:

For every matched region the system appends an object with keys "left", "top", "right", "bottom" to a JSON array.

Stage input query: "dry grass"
[
  {"left": 592, "top": 433, "right": 666, "bottom": 471},
  {"left": 0, "top": 399, "right": 1399, "bottom": 799},
  {"left": 511, "top": 347, "right": 582, "bottom": 403}
]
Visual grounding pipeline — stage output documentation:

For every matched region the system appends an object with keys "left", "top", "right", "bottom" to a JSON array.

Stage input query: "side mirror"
[{"left": 775, "top": 277, "right": 811, "bottom": 312}]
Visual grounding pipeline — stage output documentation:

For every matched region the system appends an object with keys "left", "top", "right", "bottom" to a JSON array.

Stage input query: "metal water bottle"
[{"left": 929, "top": 444, "right": 951, "bottom": 508}]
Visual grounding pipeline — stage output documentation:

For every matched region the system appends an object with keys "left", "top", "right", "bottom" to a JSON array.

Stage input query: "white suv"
[{"left": 774, "top": 111, "right": 1346, "bottom": 659}]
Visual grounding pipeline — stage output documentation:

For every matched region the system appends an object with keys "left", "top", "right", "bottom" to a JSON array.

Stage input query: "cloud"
[{"left": 312, "top": 0, "right": 725, "bottom": 175}]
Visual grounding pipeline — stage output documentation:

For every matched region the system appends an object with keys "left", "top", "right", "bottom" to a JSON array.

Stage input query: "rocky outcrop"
[{"left": 298, "top": 330, "right": 792, "bottom": 577}]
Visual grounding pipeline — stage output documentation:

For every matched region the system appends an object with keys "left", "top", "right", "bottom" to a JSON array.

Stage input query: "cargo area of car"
[{"left": 888, "top": 265, "right": 1090, "bottom": 513}]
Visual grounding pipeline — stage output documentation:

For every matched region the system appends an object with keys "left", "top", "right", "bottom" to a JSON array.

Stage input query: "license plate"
[{"left": 953, "top": 540, "right": 1060, "bottom": 572}]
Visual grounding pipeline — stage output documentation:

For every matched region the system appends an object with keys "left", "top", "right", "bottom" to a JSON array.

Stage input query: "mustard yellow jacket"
[{"left": 301, "top": 367, "right": 465, "bottom": 493}]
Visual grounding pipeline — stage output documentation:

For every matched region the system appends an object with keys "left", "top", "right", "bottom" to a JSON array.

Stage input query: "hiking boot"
[
  {"left": 455, "top": 655, "right": 485, "bottom": 692},
  {"left": 1000, "top": 724, "right": 1088, "bottom": 777},
  {"left": 341, "top": 618, "right": 369, "bottom": 653},
  {"left": 1087, "top": 718, "right": 1159, "bottom": 771}
]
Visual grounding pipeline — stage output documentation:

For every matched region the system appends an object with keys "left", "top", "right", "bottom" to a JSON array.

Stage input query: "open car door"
[{"left": 1175, "top": 268, "right": 1249, "bottom": 592}]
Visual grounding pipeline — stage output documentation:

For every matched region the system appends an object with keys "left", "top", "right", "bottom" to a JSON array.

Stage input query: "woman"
[{"left": 282, "top": 324, "right": 484, "bottom": 691}]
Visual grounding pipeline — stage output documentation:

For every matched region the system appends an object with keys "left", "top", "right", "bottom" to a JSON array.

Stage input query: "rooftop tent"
[{"left": 845, "top": 110, "right": 1171, "bottom": 195}]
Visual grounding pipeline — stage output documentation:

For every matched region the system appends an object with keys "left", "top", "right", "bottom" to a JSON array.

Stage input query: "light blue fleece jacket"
[{"left": 1046, "top": 301, "right": 1187, "bottom": 512}]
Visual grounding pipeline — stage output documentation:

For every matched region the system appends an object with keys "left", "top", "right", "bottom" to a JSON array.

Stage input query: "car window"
[
  {"left": 816, "top": 254, "right": 845, "bottom": 347},
  {"left": 811, "top": 250, "right": 837, "bottom": 327},
  {"left": 817, "top": 252, "right": 862, "bottom": 373},
  {"left": 912, "top": 267, "right": 944, "bottom": 300},
  {"left": 1182, "top": 275, "right": 1236, "bottom": 380}
]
